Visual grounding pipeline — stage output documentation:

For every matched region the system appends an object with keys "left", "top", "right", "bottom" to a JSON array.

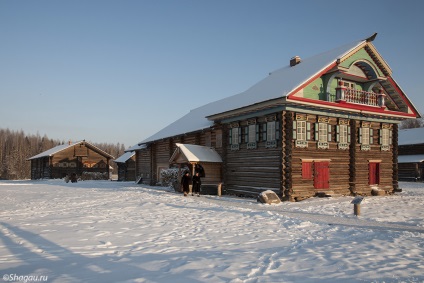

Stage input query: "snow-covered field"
[{"left": 0, "top": 180, "right": 423, "bottom": 283}]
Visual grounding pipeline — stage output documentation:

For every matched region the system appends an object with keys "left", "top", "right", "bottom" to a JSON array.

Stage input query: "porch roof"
[
  {"left": 113, "top": 151, "right": 135, "bottom": 163},
  {"left": 170, "top": 143, "right": 223, "bottom": 164}
]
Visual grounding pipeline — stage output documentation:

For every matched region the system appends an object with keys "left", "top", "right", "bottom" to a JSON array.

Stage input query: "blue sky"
[{"left": 1, "top": 0, "right": 423, "bottom": 148}]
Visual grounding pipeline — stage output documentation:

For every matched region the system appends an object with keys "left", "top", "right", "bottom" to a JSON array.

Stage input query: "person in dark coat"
[
  {"left": 192, "top": 172, "right": 201, "bottom": 197},
  {"left": 181, "top": 172, "right": 191, "bottom": 197}
]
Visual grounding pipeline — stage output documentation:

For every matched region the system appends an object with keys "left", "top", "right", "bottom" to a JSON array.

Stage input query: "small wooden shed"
[
  {"left": 169, "top": 143, "right": 223, "bottom": 193},
  {"left": 113, "top": 151, "right": 136, "bottom": 181},
  {"left": 28, "top": 140, "right": 114, "bottom": 180}
]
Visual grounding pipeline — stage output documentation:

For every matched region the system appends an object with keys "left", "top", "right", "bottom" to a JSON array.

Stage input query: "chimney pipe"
[{"left": 290, "top": 56, "right": 301, "bottom": 67}]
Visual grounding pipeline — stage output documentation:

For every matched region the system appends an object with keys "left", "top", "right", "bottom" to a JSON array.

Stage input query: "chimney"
[{"left": 290, "top": 56, "right": 301, "bottom": 67}]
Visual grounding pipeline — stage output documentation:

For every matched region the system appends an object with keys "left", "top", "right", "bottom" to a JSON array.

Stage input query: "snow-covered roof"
[
  {"left": 398, "top": 154, "right": 424, "bottom": 163},
  {"left": 133, "top": 36, "right": 372, "bottom": 146},
  {"left": 126, "top": 143, "right": 146, "bottom": 152},
  {"left": 27, "top": 140, "right": 114, "bottom": 160},
  {"left": 399, "top": 128, "right": 424, "bottom": 146},
  {"left": 170, "top": 143, "right": 223, "bottom": 163},
  {"left": 28, "top": 141, "right": 81, "bottom": 160},
  {"left": 113, "top": 151, "right": 135, "bottom": 163}
]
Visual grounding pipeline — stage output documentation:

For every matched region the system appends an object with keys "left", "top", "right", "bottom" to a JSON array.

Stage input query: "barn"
[
  {"left": 128, "top": 33, "right": 420, "bottom": 201},
  {"left": 28, "top": 140, "right": 114, "bottom": 180},
  {"left": 398, "top": 127, "right": 424, "bottom": 181}
]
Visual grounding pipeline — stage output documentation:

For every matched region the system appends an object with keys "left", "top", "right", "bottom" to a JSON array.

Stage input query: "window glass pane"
[
  {"left": 232, "top": 128, "right": 239, "bottom": 144},
  {"left": 362, "top": 128, "right": 370, "bottom": 145},
  {"left": 267, "top": 121, "right": 276, "bottom": 141},
  {"left": 340, "top": 125, "right": 347, "bottom": 143},
  {"left": 297, "top": 121, "right": 306, "bottom": 141},
  {"left": 319, "top": 123, "right": 327, "bottom": 142},
  {"left": 382, "top": 129, "right": 390, "bottom": 146},
  {"left": 248, "top": 124, "right": 256, "bottom": 142}
]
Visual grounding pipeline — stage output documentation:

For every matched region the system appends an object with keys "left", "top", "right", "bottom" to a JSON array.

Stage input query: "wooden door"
[
  {"left": 314, "top": 161, "right": 329, "bottom": 189},
  {"left": 369, "top": 162, "right": 380, "bottom": 185}
]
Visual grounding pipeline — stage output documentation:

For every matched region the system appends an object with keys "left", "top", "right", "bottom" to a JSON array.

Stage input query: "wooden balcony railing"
[
  {"left": 344, "top": 88, "right": 378, "bottom": 106},
  {"left": 335, "top": 83, "right": 385, "bottom": 107}
]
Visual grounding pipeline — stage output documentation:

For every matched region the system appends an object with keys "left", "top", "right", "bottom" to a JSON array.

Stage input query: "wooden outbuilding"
[
  {"left": 113, "top": 151, "right": 136, "bottom": 181},
  {"left": 28, "top": 140, "right": 114, "bottom": 180},
  {"left": 128, "top": 34, "right": 420, "bottom": 200},
  {"left": 398, "top": 128, "right": 424, "bottom": 181},
  {"left": 169, "top": 143, "right": 223, "bottom": 193}
]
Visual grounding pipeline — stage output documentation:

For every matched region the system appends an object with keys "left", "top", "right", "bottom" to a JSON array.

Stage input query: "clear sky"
[{"left": 1, "top": 0, "right": 423, "bottom": 148}]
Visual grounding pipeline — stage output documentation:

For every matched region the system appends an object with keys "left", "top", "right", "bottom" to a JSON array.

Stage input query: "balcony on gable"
[{"left": 335, "top": 81, "right": 385, "bottom": 108}]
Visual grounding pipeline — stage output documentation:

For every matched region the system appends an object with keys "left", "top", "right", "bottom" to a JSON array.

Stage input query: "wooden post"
[
  {"left": 352, "top": 196, "right": 363, "bottom": 216},
  {"left": 354, "top": 203, "right": 361, "bottom": 216}
]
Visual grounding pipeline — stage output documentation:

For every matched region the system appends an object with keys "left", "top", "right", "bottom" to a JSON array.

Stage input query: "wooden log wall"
[
  {"left": 224, "top": 115, "right": 282, "bottom": 197},
  {"left": 290, "top": 114, "right": 351, "bottom": 201},
  {"left": 353, "top": 121, "right": 394, "bottom": 195},
  {"left": 136, "top": 148, "right": 152, "bottom": 185},
  {"left": 282, "top": 111, "right": 293, "bottom": 200},
  {"left": 392, "top": 123, "right": 399, "bottom": 190},
  {"left": 199, "top": 162, "right": 222, "bottom": 184},
  {"left": 135, "top": 129, "right": 222, "bottom": 185},
  {"left": 50, "top": 145, "right": 109, "bottom": 179}
]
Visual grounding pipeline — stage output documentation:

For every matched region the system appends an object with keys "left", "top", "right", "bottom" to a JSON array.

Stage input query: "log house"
[
  {"left": 28, "top": 140, "right": 114, "bottom": 180},
  {"left": 129, "top": 34, "right": 420, "bottom": 200}
]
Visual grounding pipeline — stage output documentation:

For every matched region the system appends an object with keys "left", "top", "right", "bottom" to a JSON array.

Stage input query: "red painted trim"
[
  {"left": 386, "top": 77, "right": 420, "bottom": 117},
  {"left": 287, "top": 62, "right": 338, "bottom": 99},
  {"left": 288, "top": 95, "right": 416, "bottom": 118}
]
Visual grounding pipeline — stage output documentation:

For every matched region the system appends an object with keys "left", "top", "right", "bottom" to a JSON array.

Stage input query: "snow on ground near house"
[{"left": 0, "top": 180, "right": 423, "bottom": 283}]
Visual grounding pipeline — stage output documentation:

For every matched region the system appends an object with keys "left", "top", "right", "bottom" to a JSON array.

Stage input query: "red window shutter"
[{"left": 302, "top": 162, "right": 312, "bottom": 179}]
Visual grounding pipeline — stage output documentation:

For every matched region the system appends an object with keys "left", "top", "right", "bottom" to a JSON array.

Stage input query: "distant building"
[
  {"left": 398, "top": 128, "right": 424, "bottom": 181},
  {"left": 113, "top": 151, "right": 136, "bottom": 181},
  {"left": 128, "top": 34, "right": 420, "bottom": 200},
  {"left": 27, "top": 140, "right": 114, "bottom": 180}
]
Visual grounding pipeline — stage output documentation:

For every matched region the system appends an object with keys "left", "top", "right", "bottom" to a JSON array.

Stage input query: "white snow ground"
[{"left": 0, "top": 180, "right": 423, "bottom": 283}]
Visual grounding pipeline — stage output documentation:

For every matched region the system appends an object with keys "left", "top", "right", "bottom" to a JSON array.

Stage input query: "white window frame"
[
  {"left": 318, "top": 123, "right": 328, "bottom": 142},
  {"left": 381, "top": 128, "right": 390, "bottom": 146},
  {"left": 297, "top": 121, "right": 307, "bottom": 141},
  {"left": 361, "top": 127, "right": 370, "bottom": 145},
  {"left": 231, "top": 127, "right": 240, "bottom": 145},
  {"left": 339, "top": 125, "right": 348, "bottom": 144},
  {"left": 248, "top": 124, "right": 256, "bottom": 143},
  {"left": 267, "top": 121, "right": 276, "bottom": 141}
]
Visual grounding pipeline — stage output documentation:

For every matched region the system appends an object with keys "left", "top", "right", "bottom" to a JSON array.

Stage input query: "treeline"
[{"left": 0, "top": 128, "right": 126, "bottom": 180}]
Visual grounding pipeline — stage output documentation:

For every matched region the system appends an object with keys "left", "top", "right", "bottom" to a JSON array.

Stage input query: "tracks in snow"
[{"left": 196, "top": 196, "right": 424, "bottom": 234}]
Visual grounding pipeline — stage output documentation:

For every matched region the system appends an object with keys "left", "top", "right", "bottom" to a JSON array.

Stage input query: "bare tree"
[
  {"left": 0, "top": 128, "right": 126, "bottom": 180},
  {"left": 399, "top": 118, "right": 423, "bottom": 129}
]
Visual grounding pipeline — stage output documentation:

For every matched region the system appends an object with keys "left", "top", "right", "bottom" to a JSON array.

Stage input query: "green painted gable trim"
[{"left": 302, "top": 77, "right": 325, "bottom": 100}]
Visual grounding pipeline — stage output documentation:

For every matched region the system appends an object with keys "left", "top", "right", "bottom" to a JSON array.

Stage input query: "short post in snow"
[{"left": 351, "top": 196, "right": 364, "bottom": 216}]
